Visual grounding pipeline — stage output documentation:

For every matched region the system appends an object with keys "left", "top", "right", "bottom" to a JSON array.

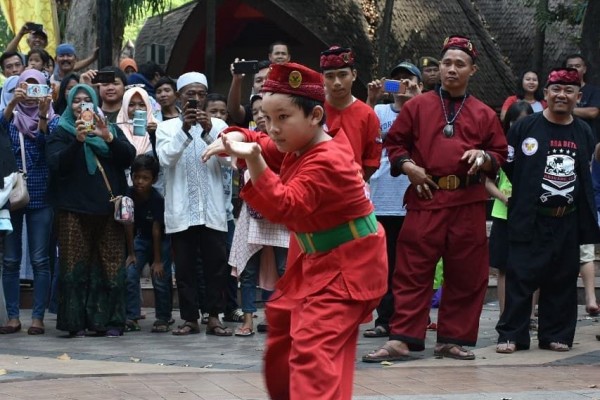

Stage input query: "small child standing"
[
  {"left": 203, "top": 62, "right": 387, "bottom": 400},
  {"left": 125, "top": 154, "right": 173, "bottom": 332}
]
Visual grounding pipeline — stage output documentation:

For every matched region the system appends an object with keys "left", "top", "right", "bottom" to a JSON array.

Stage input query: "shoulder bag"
[
  {"left": 9, "top": 132, "right": 30, "bottom": 211},
  {"left": 95, "top": 156, "right": 134, "bottom": 224}
]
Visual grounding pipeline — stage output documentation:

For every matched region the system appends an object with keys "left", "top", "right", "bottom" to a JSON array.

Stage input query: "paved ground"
[{"left": 0, "top": 299, "right": 599, "bottom": 399}]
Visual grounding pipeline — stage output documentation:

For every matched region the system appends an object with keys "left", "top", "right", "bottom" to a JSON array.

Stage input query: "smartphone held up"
[
  {"left": 383, "top": 79, "right": 407, "bottom": 95},
  {"left": 80, "top": 102, "right": 96, "bottom": 134},
  {"left": 233, "top": 60, "right": 259, "bottom": 75}
]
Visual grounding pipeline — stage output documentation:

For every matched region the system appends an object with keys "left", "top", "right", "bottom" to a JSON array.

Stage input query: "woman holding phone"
[
  {"left": 0, "top": 69, "right": 57, "bottom": 335},
  {"left": 46, "top": 84, "right": 135, "bottom": 338},
  {"left": 116, "top": 87, "right": 158, "bottom": 156}
]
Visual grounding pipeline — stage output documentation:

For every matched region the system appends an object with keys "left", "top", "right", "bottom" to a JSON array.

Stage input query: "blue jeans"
[
  {"left": 126, "top": 235, "right": 172, "bottom": 322},
  {"left": 3, "top": 207, "right": 54, "bottom": 320},
  {"left": 240, "top": 246, "right": 287, "bottom": 314}
]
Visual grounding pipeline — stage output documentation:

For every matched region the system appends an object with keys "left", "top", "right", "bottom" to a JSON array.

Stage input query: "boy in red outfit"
[
  {"left": 203, "top": 62, "right": 387, "bottom": 400},
  {"left": 321, "top": 46, "right": 382, "bottom": 179}
]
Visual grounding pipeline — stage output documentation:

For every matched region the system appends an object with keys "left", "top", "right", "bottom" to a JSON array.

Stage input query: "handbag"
[
  {"left": 8, "top": 133, "right": 30, "bottom": 211},
  {"left": 95, "top": 156, "right": 134, "bottom": 224}
]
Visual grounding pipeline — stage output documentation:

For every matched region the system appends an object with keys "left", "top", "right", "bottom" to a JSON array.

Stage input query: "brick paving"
[{"left": 0, "top": 301, "right": 599, "bottom": 399}]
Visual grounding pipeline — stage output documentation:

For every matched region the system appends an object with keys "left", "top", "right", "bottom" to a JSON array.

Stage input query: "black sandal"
[
  {"left": 172, "top": 321, "right": 200, "bottom": 336},
  {"left": 151, "top": 320, "right": 170, "bottom": 333}
]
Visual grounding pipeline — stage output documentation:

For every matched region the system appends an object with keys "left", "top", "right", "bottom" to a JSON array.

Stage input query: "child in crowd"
[
  {"left": 125, "top": 154, "right": 173, "bottom": 333},
  {"left": 202, "top": 62, "right": 387, "bottom": 400},
  {"left": 206, "top": 93, "right": 230, "bottom": 124},
  {"left": 26, "top": 48, "right": 52, "bottom": 77},
  {"left": 486, "top": 100, "right": 535, "bottom": 326},
  {"left": 204, "top": 91, "right": 244, "bottom": 324}
]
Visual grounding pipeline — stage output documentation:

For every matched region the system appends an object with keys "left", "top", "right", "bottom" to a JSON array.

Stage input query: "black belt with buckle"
[
  {"left": 430, "top": 174, "right": 481, "bottom": 190},
  {"left": 537, "top": 205, "right": 577, "bottom": 217}
]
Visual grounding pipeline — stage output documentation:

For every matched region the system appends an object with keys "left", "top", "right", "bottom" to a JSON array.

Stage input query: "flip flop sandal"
[
  {"left": 224, "top": 309, "right": 245, "bottom": 323},
  {"left": 172, "top": 322, "right": 200, "bottom": 336},
  {"left": 234, "top": 327, "right": 255, "bottom": 337},
  {"left": 496, "top": 341, "right": 516, "bottom": 354},
  {"left": 539, "top": 342, "right": 570, "bottom": 352},
  {"left": 363, "top": 325, "right": 389, "bottom": 338},
  {"left": 151, "top": 320, "right": 170, "bottom": 333},
  {"left": 434, "top": 344, "right": 475, "bottom": 360},
  {"left": 362, "top": 343, "right": 413, "bottom": 363},
  {"left": 206, "top": 325, "right": 233, "bottom": 336}
]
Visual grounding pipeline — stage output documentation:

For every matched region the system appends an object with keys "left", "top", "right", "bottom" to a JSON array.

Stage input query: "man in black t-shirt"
[{"left": 496, "top": 68, "right": 600, "bottom": 354}]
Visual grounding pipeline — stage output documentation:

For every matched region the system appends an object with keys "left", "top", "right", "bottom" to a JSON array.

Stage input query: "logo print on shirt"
[
  {"left": 522, "top": 137, "right": 538, "bottom": 156},
  {"left": 541, "top": 148, "right": 577, "bottom": 204}
]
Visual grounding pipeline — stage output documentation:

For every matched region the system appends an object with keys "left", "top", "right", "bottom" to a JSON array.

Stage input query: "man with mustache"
[{"left": 496, "top": 68, "right": 600, "bottom": 354}]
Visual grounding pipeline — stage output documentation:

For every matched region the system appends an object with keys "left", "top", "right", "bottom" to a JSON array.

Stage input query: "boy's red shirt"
[{"left": 235, "top": 126, "right": 387, "bottom": 301}]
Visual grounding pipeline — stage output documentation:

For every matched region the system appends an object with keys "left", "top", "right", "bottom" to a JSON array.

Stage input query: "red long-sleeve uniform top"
[
  {"left": 234, "top": 126, "right": 387, "bottom": 301},
  {"left": 385, "top": 91, "right": 508, "bottom": 210},
  {"left": 325, "top": 100, "right": 382, "bottom": 169}
]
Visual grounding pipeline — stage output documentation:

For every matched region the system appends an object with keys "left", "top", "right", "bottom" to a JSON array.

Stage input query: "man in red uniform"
[
  {"left": 321, "top": 46, "right": 381, "bottom": 179},
  {"left": 363, "top": 35, "right": 507, "bottom": 362},
  {"left": 202, "top": 63, "right": 387, "bottom": 399}
]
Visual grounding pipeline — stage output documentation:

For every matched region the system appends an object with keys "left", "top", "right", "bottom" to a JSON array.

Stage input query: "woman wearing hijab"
[
  {"left": 0, "top": 69, "right": 58, "bottom": 335},
  {"left": 46, "top": 84, "right": 135, "bottom": 338},
  {"left": 116, "top": 86, "right": 158, "bottom": 156}
]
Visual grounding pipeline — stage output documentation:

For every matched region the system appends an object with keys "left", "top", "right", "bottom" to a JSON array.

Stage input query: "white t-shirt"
[{"left": 370, "top": 104, "right": 410, "bottom": 216}]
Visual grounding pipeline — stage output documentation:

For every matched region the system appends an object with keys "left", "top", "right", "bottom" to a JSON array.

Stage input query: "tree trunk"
[
  {"left": 580, "top": 1, "right": 600, "bottom": 85},
  {"left": 64, "top": 0, "right": 97, "bottom": 67},
  {"left": 63, "top": 0, "right": 125, "bottom": 69}
]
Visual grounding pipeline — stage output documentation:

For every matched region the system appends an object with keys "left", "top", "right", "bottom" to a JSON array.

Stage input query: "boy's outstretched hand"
[{"left": 202, "top": 132, "right": 260, "bottom": 163}]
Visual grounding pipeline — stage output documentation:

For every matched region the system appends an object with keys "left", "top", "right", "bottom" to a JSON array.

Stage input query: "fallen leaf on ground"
[
  {"left": 0, "top": 369, "right": 7, "bottom": 375},
  {"left": 380, "top": 361, "right": 394, "bottom": 366},
  {"left": 57, "top": 353, "right": 71, "bottom": 361},
  {"left": 130, "top": 357, "right": 141, "bottom": 363}
]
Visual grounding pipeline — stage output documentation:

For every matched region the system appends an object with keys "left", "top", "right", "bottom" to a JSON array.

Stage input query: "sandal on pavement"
[
  {"left": 172, "top": 322, "right": 200, "bottom": 336},
  {"left": 363, "top": 325, "right": 388, "bottom": 338},
  {"left": 0, "top": 323, "right": 21, "bottom": 334},
  {"left": 201, "top": 313, "right": 209, "bottom": 325},
  {"left": 224, "top": 309, "right": 244, "bottom": 323},
  {"left": 539, "top": 342, "right": 570, "bottom": 352},
  {"left": 434, "top": 343, "right": 475, "bottom": 360},
  {"left": 27, "top": 326, "right": 45, "bottom": 335},
  {"left": 234, "top": 327, "right": 255, "bottom": 337},
  {"left": 125, "top": 320, "right": 141, "bottom": 332},
  {"left": 206, "top": 325, "right": 233, "bottom": 336},
  {"left": 586, "top": 305, "right": 600, "bottom": 317},
  {"left": 496, "top": 341, "right": 516, "bottom": 354},
  {"left": 362, "top": 343, "right": 413, "bottom": 363},
  {"left": 151, "top": 320, "right": 170, "bottom": 333}
]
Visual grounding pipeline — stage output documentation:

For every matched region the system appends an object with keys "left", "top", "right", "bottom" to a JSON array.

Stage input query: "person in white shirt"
[{"left": 156, "top": 72, "right": 232, "bottom": 336}]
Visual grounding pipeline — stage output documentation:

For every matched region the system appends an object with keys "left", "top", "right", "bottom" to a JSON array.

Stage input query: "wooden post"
[
  {"left": 205, "top": 0, "right": 216, "bottom": 89},
  {"left": 97, "top": 0, "right": 112, "bottom": 68}
]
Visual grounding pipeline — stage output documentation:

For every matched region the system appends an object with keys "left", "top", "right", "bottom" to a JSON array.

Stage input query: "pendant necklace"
[{"left": 440, "top": 87, "right": 468, "bottom": 138}]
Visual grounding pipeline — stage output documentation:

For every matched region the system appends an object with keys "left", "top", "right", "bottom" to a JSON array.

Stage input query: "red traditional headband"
[
  {"left": 261, "top": 62, "right": 325, "bottom": 103},
  {"left": 319, "top": 46, "right": 355, "bottom": 71},
  {"left": 441, "top": 35, "right": 478, "bottom": 61},
  {"left": 546, "top": 68, "right": 581, "bottom": 87}
]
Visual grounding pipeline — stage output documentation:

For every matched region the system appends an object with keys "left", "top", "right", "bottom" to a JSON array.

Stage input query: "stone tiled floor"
[{"left": 0, "top": 303, "right": 599, "bottom": 399}]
